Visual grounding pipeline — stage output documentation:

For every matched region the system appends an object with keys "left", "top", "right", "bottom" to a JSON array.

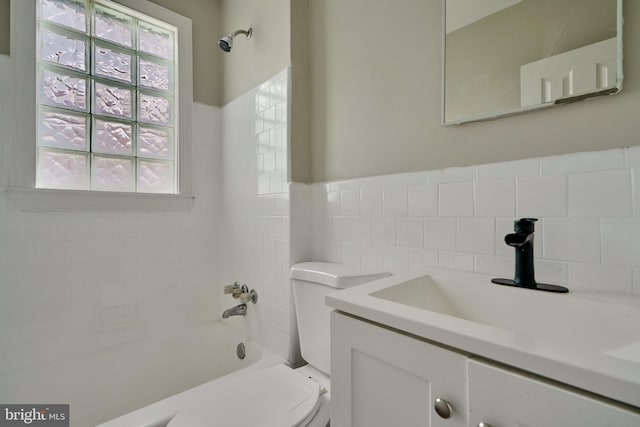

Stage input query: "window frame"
[{"left": 7, "top": 0, "right": 194, "bottom": 211}]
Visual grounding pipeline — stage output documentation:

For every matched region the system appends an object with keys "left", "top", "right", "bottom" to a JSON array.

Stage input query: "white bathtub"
[
  {"left": 1, "top": 322, "right": 282, "bottom": 427},
  {"left": 95, "top": 323, "right": 283, "bottom": 427}
]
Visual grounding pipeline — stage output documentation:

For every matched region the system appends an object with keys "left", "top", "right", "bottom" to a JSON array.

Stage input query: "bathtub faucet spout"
[{"left": 222, "top": 303, "right": 247, "bottom": 318}]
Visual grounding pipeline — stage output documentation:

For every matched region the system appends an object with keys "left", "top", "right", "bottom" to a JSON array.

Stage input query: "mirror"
[{"left": 443, "top": 0, "right": 623, "bottom": 125}]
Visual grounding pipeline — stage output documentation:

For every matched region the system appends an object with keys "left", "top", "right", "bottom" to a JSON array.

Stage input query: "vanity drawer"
[{"left": 468, "top": 359, "right": 640, "bottom": 427}]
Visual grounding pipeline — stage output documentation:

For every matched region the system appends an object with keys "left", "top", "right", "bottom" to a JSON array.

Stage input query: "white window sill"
[{"left": 5, "top": 187, "right": 195, "bottom": 212}]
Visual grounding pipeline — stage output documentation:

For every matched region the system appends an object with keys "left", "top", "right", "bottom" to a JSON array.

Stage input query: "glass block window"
[{"left": 36, "top": 0, "right": 177, "bottom": 193}]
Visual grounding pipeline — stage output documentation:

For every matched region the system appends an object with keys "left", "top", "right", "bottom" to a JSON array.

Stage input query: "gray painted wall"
[
  {"left": 219, "top": 0, "right": 290, "bottom": 104},
  {"left": 307, "top": 0, "right": 639, "bottom": 183}
]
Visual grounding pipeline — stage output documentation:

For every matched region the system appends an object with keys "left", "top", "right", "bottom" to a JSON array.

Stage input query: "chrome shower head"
[
  {"left": 218, "top": 28, "right": 253, "bottom": 53},
  {"left": 218, "top": 35, "right": 233, "bottom": 53}
]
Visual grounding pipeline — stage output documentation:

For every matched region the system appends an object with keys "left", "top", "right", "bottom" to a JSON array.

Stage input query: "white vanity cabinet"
[
  {"left": 331, "top": 311, "right": 468, "bottom": 427},
  {"left": 468, "top": 360, "right": 640, "bottom": 427},
  {"left": 331, "top": 311, "right": 640, "bottom": 427}
]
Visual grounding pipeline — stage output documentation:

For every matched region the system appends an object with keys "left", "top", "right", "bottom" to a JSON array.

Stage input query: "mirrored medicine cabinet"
[{"left": 443, "top": 0, "right": 623, "bottom": 125}]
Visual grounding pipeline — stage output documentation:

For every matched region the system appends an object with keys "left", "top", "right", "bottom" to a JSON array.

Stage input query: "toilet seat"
[{"left": 167, "top": 364, "right": 321, "bottom": 427}]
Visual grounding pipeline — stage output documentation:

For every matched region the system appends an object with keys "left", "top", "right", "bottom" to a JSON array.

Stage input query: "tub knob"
[
  {"left": 224, "top": 281, "right": 242, "bottom": 296},
  {"left": 238, "top": 289, "right": 258, "bottom": 304}
]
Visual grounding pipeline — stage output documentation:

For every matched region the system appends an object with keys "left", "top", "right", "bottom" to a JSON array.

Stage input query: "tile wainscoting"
[{"left": 305, "top": 146, "right": 640, "bottom": 295}]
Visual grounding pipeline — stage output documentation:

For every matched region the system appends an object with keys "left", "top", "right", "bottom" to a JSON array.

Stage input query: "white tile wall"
[
  {"left": 383, "top": 187, "right": 408, "bottom": 217},
  {"left": 373, "top": 217, "right": 396, "bottom": 246},
  {"left": 408, "top": 184, "right": 438, "bottom": 217},
  {"left": 541, "top": 149, "right": 625, "bottom": 175},
  {"left": 360, "top": 187, "right": 383, "bottom": 216},
  {"left": 332, "top": 216, "right": 351, "bottom": 241},
  {"left": 475, "top": 179, "right": 515, "bottom": 217},
  {"left": 476, "top": 158, "right": 540, "bottom": 180},
  {"left": 568, "top": 169, "right": 633, "bottom": 217},
  {"left": 221, "top": 69, "right": 292, "bottom": 360},
  {"left": 341, "top": 190, "right": 360, "bottom": 216},
  {"left": 568, "top": 263, "right": 633, "bottom": 293},
  {"left": 626, "top": 146, "right": 640, "bottom": 168},
  {"left": 601, "top": 219, "right": 640, "bottom": 267},
  {"left": 543, "top": 218, "right": 601, "bottom": 263},
  {"left": 408, "top": 248, "right": 438, "bottom": 272},
  {"left": 456, "top": 217, "right": 494, "bottom": 254},
  {"left": 361, "top": 244, "right": 383, "bottom": 269},
  {"left": 309, "top": 146, "right": 640, "bottom": 295},
  {"left": 396, "top": 217, "right": 424, "bottom": 248},
  {"left": 351, "top": 217, "right": 372, "bottom": 243},
  {"left": 0, "top": 103, "right": 222, "bottom": 374},
  {"left": 517, "top": 175, "right": 568, "bottom": 217},
  {"left": 424, "top": 217, "right": 456, "bottom": 251},
  {"left": 439, "top": 182, "right": 474, "bottom": 217}
]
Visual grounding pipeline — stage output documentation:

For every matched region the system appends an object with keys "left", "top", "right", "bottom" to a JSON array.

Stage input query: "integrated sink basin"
[
  {"left": 370, "top": 271, "right": 640, "bottom": 358},
  {"left": 325, "top": 267, "right": 640, "bottom": 408}
]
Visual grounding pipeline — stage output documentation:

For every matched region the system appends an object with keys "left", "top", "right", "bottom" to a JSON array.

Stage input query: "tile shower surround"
[
  {"left": 220, "top": 69, "right": 293, "bottom": 359},
  {"left": 0, "top": 101, "right": 222, "bottom": 374},
  {"left": 307, "top": 146, "right": 640, "bottom": 295}
]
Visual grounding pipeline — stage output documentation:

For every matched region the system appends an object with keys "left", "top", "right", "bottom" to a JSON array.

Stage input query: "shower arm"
[{"left": 230, "top": 28, "right": 252, "bottom": 40}]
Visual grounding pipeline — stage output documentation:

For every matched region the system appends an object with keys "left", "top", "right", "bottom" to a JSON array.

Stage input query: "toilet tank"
[{"left": 290, "top": 262, "right": 389, "bottom": 375}]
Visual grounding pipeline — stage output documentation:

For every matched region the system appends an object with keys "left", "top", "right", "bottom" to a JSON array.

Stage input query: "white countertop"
[{"left": 326, "top": 268, "right": 640, "bottom": 409}]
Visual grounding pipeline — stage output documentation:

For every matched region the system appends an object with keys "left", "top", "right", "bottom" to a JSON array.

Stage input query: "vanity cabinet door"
[
  {"left": 331, "top": 311, "right": 468, "bottom": 427},
  {"left": 468, "top": 359, "right": 640, "bottom": 427}
]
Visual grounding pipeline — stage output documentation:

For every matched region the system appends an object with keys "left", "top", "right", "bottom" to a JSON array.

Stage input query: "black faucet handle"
[{"left": 514, "top": 218, "right": 538, "bottom": 234}]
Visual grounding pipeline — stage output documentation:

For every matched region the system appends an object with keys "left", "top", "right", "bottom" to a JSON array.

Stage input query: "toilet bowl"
[{"left": 168, "top": 262, "right": 389, "bottom": 427}]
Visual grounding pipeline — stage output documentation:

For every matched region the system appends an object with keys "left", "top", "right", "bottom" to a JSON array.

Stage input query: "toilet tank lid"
[{"left": 290, "top": 262, "right": 390, "bottom": 289}]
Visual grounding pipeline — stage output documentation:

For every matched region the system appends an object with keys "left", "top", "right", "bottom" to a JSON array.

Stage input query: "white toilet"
[{"left": 168, "top": 262, "right": 388, "bottom": 427}]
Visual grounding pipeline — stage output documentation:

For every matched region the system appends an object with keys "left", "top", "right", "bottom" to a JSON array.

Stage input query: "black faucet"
[{"left": 492, "top": 218, "right": 568, "bottom": 293}]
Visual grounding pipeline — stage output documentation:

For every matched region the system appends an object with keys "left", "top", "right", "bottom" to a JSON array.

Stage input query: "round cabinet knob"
[
  {"left": 478, "top": 423, "right": 493, "bottom": 427},
  {"left": 434, "top": 398, "right": 453, "bottom": 419}
]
